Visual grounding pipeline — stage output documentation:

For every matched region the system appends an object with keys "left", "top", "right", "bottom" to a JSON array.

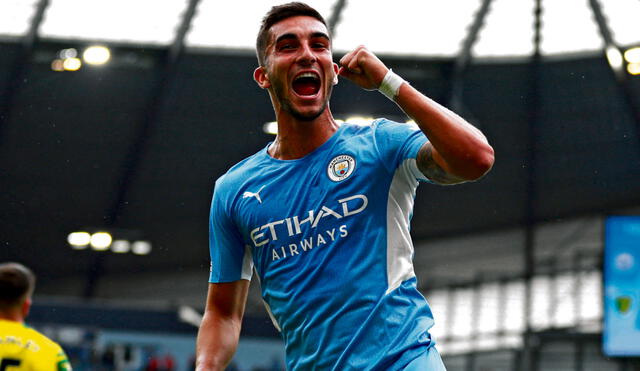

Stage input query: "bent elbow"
[{"left": 466, "top": 145, "right": 495, "bottom": 181}]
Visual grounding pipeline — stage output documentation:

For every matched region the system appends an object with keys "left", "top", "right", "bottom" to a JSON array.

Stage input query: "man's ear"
[
  {"left": 22, "top": 297, "right": 31, "bottom": 319},
  {"left": 254, "top": 66, "right": 271, "bottom": 89},
  {"left": 332, "top": 62, "right": 339, "bottom": 85}
]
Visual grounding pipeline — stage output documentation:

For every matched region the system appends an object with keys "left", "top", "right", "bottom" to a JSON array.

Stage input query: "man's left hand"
[{"left": 338, "top": 45, "right": 389, "bottom": 91}]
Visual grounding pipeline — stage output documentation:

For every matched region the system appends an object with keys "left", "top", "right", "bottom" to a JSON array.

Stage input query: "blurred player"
[
  {"left": 0, "top": 262, "right": 72, "bottom": 370},
  {"left": 196, "top": 2, "right": 494, "bottom": 370}
]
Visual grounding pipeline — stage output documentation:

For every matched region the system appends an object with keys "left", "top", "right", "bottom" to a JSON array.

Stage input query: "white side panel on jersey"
[
  {"left": 262, "top": 299, "right": 282, "bottom": 332},
  {"left": 253, "top": 269, "right": 281, "bottom": 332},
  {"left": 385, "top": 158, "right": 422, "bottom": 295},
  {"left": 241, "top": 244, "right": 254, "bottom": 280}
]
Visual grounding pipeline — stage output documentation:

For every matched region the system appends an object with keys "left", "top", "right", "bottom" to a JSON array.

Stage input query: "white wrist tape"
[{"left": 378, "top": 69, "right": 407, "bottom": 101}]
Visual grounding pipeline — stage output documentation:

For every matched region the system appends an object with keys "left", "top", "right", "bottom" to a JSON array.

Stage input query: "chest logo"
[
  {"left": 243, "top": 185, "right": 265, "bottom": 203},
  {"left": 327, "top": 155, "right": 356, "bottom": 182}
]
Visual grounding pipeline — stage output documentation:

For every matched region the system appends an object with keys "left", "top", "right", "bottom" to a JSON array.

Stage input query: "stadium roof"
[
  {"left": 1, "top": 0, "right": 639, "bottom": 301},
  {"left": 1, "top": 0, "right": 639, "bottom": 58}
]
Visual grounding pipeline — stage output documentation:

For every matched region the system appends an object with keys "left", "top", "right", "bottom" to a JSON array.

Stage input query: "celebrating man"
[{"left": 197, "top": 2, "right": 494, "bottom": 370}]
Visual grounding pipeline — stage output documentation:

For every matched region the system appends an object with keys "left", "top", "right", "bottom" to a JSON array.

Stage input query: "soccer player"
[
  {"left": 0, "top": 262, "right": 73, "bottom": 370},
  {"left": 196, "top": 2, "right": 494, "bottom": 370}
]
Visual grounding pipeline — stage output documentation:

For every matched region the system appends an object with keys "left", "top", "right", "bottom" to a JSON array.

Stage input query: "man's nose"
[{"left": 296, "top": 44, "right": 316, "bottom": 65}]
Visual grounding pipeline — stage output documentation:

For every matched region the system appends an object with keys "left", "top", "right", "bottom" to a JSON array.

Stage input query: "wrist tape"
[{"left": 378, "top": 69, "right": 407, "bottom": 100}]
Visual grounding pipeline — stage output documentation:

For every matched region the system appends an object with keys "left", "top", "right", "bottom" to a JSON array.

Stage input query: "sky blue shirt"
[{"left": 209, "top": 119, "right": 437, "bottom": 370}]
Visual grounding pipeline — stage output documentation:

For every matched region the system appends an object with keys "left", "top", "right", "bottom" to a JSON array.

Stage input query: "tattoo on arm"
[{"left": 416, "top": 143, "right": 466, "bottom": 185}]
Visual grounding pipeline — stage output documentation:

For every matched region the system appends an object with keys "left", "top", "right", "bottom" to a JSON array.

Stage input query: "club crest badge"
[
  {"left": 615, "top": 295, "right": 632, "bottom": 314},
  {"left": 327, "top": 155, "right": 356, "bottom": 182}
]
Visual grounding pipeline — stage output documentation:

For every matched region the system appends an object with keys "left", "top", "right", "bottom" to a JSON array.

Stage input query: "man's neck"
[
  {"left": 268, "top": 109, "right": 339, "bottom": 160},
  {"left": 0, "top": 312, "right": 24, "bottom": 323}
]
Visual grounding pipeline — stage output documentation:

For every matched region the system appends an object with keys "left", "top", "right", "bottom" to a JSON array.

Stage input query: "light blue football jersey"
[{"left": 209, "top": 119, "right": 439, "bottom": 370}]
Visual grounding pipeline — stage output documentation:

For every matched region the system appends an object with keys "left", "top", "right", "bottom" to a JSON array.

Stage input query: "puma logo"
[{"left": 242, "top": 185, "right": 265, "bottom": 203}]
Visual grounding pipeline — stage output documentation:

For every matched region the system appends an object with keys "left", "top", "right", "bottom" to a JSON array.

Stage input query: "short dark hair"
[
  {"left": 256, "top": 2, "right": 329, "bottom": 66},
  {"left": 0, "top": 262, "right": 36, "bottom": 310}
]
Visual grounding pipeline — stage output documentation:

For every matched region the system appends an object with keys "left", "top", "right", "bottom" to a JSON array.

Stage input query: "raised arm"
[
  {"left": 339, "top": 46, "right": 494, "bottom": 184},
  {"left": 196, "top": 280, "right": 250, "bottom": 371}
]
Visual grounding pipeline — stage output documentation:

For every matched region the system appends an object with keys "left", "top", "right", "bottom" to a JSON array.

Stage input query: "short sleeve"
[
  {"left": 56, "top": 347, "right": 72, "bottom": 371},
  {"left": 372, "top": 118, "right": 429, "bottom": 181},
  {"left": 209, "top": 176, "right": 254, "bottom": 283}
]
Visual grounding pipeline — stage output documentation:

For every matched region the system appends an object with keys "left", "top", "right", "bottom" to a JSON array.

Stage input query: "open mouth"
[{"left": 292, "top": 72, "right": 320, "bottom": 96}]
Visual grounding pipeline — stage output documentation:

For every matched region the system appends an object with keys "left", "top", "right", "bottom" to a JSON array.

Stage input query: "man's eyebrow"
[
  {"left": 311, "top": 32, "right": 330, "bottom": 41},
  {"left": 275, "top": 33, "right": 297, "bottom": 45},
  {"left": 274, "top": 31, "right": 330, "bottom": 45}
]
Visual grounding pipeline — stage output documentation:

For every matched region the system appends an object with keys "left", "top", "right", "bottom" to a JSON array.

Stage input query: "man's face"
[{"left": 258, "top": 16, "right": 339, "bottom": 121}]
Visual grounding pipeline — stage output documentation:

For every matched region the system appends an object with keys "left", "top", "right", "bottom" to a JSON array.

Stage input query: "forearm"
[
  {"left": 338, "top": 45, "right": 494, "bottom": 180},
  {"left": 195, "top": 312, "right": 242, "bottom": 371},
  {"left": 394, "top": 82, "right": 494, "bottom": 180}
]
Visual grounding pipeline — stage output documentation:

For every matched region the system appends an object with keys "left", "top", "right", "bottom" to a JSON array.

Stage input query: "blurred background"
[{"left": 1, "top": 0, "right": 640, "bottom": 370}]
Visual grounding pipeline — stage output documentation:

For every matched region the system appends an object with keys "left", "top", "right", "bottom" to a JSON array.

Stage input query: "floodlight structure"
[
  {"left": 83, "top": 45, "right": 111, "bottom": 65},
  {"left": 624, "top": 47, "right": 640, "bottom": 75},
  {"left": 66, "top": 229, "right": 151, "bottom": 255}
]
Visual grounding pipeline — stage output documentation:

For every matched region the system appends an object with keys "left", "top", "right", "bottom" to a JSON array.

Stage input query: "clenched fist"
[{"left": 338, "top": 45, "right": 389, "bottom": 91}]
